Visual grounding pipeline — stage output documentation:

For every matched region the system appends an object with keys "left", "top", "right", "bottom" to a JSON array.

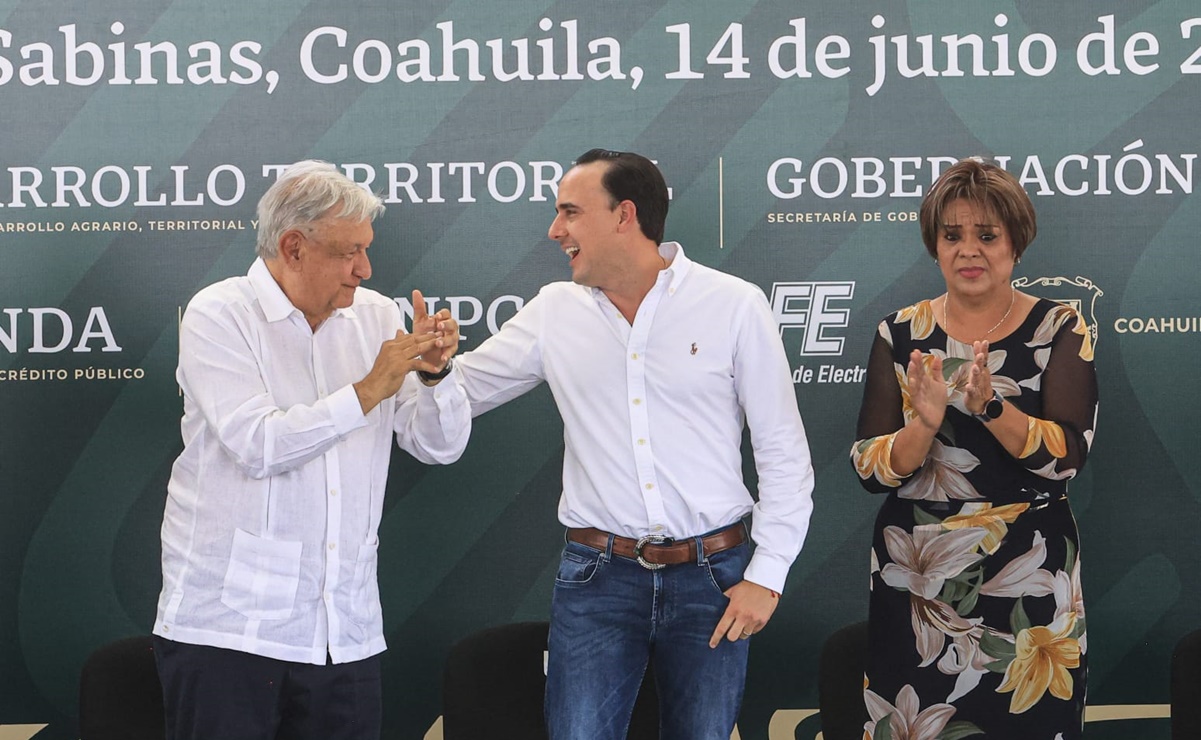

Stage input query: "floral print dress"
[{"left": 850, "top": 298, "right": 1097, "bottom": 739}]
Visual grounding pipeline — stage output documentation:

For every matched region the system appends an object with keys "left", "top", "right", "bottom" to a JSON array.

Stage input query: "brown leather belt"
[{"left": 566, "top": 525, "right": 746, "bottom": 570}]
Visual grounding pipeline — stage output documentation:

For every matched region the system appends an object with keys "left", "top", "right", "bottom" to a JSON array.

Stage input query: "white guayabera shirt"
[{"left": 154, "top": 258, "right": 470, "bottom": 665}]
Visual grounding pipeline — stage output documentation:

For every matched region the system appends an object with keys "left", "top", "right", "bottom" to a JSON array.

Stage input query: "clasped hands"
[
  {"left": 409, "top": 288, "right": 459, "bottom": 376},
  {"left": 354, "top": 289, "right": 459, "bottom": 413},
  {"left": 907, "top": 340, "right": 994, "bottom": 431}
]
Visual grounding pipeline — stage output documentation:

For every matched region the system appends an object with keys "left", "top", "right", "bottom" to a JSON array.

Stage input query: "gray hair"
[{"left": 255, "top": 160, "right": 385, "bottom": 258}]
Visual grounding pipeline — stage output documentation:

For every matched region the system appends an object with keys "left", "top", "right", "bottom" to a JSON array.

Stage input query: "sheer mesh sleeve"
[
  {"left": 850, "top": 321, "right": 914, "bottom": 493},
  {"left": 1015, "top": 311, "right": 1097, "bottom": 480}
]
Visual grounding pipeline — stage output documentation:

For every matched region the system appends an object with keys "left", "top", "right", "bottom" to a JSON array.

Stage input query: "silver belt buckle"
[{"left": 634, "top": 534, "right": 673, "bottom": 570}]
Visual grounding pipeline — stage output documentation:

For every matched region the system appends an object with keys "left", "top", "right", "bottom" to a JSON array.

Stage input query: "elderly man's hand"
[{"left": 353, "top": 329, "right": 439, "bottom": 414}]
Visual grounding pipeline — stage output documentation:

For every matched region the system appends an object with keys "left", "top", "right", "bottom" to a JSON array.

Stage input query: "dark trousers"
[{"left": 153, "top": 636, "right": 382, "bottom": 740}]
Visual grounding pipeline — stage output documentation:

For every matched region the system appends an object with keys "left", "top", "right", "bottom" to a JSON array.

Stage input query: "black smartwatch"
[
  {"left": 972, "top": 390, "right": 1005, "bottom": 423},
  {"left": 418, "top": 358, "right": 454, "bottom": 383}
]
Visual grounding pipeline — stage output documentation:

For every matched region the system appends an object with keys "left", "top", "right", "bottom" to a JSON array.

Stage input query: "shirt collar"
[
  {"left": 247, "top": 257, "right": 357, "bottom": 325},
  {"left": 656, "top": 241, "right": 691, "bottom": 296},
  {"left": 585, "top": 240, "right": 693, "bottom": 302}
]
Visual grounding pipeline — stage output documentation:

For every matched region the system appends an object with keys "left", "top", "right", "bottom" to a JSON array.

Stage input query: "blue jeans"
[{"left": 545, "top": 527, "right": 752, "bottom": 740}]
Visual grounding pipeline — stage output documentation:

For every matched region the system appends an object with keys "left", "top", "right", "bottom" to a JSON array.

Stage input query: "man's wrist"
[
  {"left": 417, "top": 358, "right": 454, "bottom": 384},
  {"left": 353, "top": 380, "right": 381, "bottom": 415}
]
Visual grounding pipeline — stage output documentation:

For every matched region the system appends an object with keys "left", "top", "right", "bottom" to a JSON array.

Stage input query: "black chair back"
[
  {"left": 442, "top": 621, "right": 658, "bottom": 739},
  {"left": 818, "top": 621, "right": 869, "bottom": 740},
  {"left": 1172, "top": 629, "right": 1201, "bottom": 739},
  {"left": 79, "top": 635, "right": 165, "bottom": 740}
]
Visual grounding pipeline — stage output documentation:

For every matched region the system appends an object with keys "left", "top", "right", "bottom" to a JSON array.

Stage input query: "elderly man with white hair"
[{"left": 152, "top": 160, "right": 469, "bottom": 740}]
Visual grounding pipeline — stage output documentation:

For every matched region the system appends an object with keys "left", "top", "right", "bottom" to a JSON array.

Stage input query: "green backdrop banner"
[{"left": 2, "top": 1, "right": 1198, "bottom": 738}]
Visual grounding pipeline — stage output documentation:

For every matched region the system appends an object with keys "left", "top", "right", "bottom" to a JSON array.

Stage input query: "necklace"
[{"left": 944, "top": 287, "right": 1015, "bottom": 341}]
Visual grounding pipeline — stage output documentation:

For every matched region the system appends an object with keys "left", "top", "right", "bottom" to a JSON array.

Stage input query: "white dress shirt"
[
  {"left": 153, "top": 258, "right": 470, "bottom": 665},
  {"left": 455, "top": 243, "right": 814, "bottom": 592}
]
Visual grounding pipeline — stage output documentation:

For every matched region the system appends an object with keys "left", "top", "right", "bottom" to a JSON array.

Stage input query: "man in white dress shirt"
[
  {"left": 152, "top": 160, "right": 470, "bottom": 740},
  {"left": 454, "top": 149, "right": 815, "bottom": 739}
]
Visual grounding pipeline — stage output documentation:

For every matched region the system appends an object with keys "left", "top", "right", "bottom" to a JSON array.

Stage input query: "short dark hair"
[
  {"left": 575, "top": 148, "right": 669, "bottom": 245},
  {"left": 919, "top": 158, "right": 1037, "bottom": 259}
]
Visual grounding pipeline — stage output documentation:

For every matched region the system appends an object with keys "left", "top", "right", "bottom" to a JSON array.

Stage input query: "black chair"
[
  {"left": 818, "top": 621, "right": 869, "bottom": 740},
  {"left": 1171, "top": 628, "right": 1201, "bottom": 739},
  {"left": 79, "top": 635, "right": 165, "bottom": 740},
  {"left": 442, "top": 621, "right": 658, "bottom": 739}
]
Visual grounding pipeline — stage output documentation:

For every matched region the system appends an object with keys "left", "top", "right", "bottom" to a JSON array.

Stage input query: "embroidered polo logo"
[{"left": 690, "top": 343, "right": 698, "bottom": 355}]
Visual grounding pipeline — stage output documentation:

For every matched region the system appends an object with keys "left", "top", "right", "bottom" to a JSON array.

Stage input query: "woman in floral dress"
[{"left": 850, "top": 159, "right": 1097, "bottom": 739}]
